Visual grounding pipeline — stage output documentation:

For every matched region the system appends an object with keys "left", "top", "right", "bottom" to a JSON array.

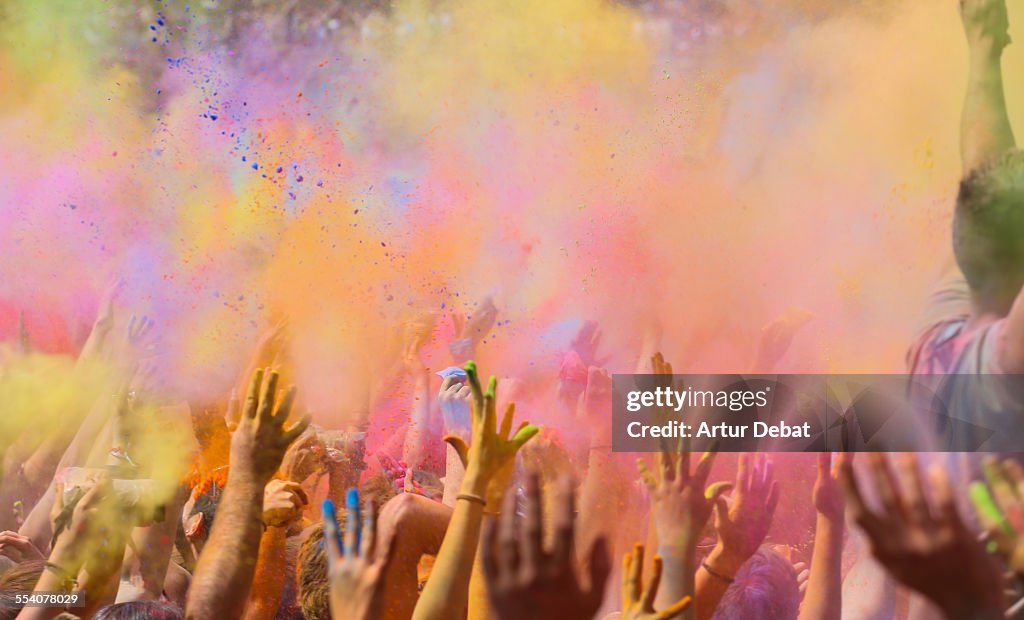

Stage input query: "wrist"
[
  {"left": 46, "top": 541, "right": 84, "bottom": 578},
  {"left": 816, "top": 510, "right": 845, "bottom": 529},
  {"left": 936, "top": 596, "right": 1003, "bottom": 620},
  {"left": 656, "top": 526, "right": 697, "bottom": 555},
  {"left": 460, "top": 468, "right": 490, "bottom": 497},
  {"left": 706, "top": 544, "right": 746, "bottom": 577},
  {"left": 969, "top": 37, "right": 1007, "bottom": 63},
  {"left": 227, "top": 468, "right": 270, "bottom": 490}
]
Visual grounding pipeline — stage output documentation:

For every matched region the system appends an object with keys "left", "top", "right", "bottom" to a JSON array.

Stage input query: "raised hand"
[
  {"left": 230, "top": 369, "right": 310, "bottom": 486},
  {"left": 93, "top": 277, "right": 125, "bottom": 336},
  {"left": 262, "top": 479, "right": 309, "bottom": 527},
  {"left": 324, "top": 492, "right": 395, "bottom": 620},
  {"left": 752, "top": 309, "right": 811, "bottom": 371},
  {"left": 280, "top": 430, "right": 323, "bottom": 484},
  {"left": 970, "top": 457, "right": 1024, "bottom": 576},
  {"left": 413, "top": 362, "right": 539, "bottom": 620},
  {"left": 49, "top": 476, "right": 129, "bottom": 575},
  {"left": 621, "top": 544, "right": 692, "bottom": 620},
  {"left": 125, "top": 314, "right": 154, "bottom": 347},
  {"left": 800, "top": 453, "right": 850, "bottom": 620},
  {"left": 707, "top": 453, "right": 779, "bottom": 578},
  {"left": 578, "top": 366, "right": 613, "bottom": 445},
  {"left": 842, "top": 453, "right": 1004, "bottom": 620},
  {"left": 638, "top": 445, "right": 731, "bottom": 551},
  {"left": 481, "top": 475, "right": 610, "bottom": 620},
  {"left": 438, "top": 374, "right": 472, "bottom": 435},
  {"left": 403, "top": 311, "right": 436, "bottom": 373},
  {"left": 651, "top": 352, "right": 673, "bottom": 377},
  {"left": 442, "top": 361, "right": 539, "bottom": 507},
  {"left": 960, "top": 0, "right": 1010, "bottom": 48},
  {"left": 557, "top": 350, "right": 589, "bottom": 407},
  {"left": 570, "top": 320, "right": 609, "bottom": 367},
  {"left": 449, "top": 298, "right": 498, "bottom": 362},
  {"left": 813, "top": 452, "right": 849, "bottom": 523}
]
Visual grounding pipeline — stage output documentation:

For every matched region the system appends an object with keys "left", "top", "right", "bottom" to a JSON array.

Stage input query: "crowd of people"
[{"left": 4, "top": 0, "right": 1024, "bottom": 618}]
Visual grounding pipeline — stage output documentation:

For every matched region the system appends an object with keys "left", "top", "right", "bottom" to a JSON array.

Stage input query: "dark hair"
[
  {"left": 954, "top": 149, "right": 1024, "bottom": 314},
  {"left": 297, "top": 524, "right": 329, "bottom": 620},
  {"left": 93, "top": 601, "right": 183, "bottom": 620},
  {"left": 711, "top": 547, "right": 799, "bottom": 620},
  {"left": 0, "top": 560, "right": 44, "bottom": 620}
]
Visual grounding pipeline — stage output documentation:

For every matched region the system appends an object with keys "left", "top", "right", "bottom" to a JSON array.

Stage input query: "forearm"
[
  {"left": 242, "top": 526, "right": 288, "bottom": 620},
  {"left": 76, "top": 322, "right": 111, "bottom": 364},
  {"left": 19, "top": 483, "right": 56, "bottom": 553},
  {"left": 14, "top": 569, "right": 72, "bottom": 620},
  {"left": 16, "top": 539, "right": 88, "bottom": 620},
  {"left": 376, "top": 493, "right": 452, "bottom": 619},
  {"left": 468, "top": 530, "right": 497, "bottom": 620},
  {"left": 402, "top": 370, "right": 431, "bottom": 469},
  {"left": 654, "top": 542, "right": 696, "bottom": 615},
  {"left": 577, "top": 446, "right": 627, "bottom": 565},
  {"left": 75, "top": 538, "right": 128, "bottom": 619},
  {"left": 22, "top": 436, "right": 73, "bottom": 494},
  {"left": 441, "top": 444, "right": 465, "bottom": 507},
  {"left": 962, "top": 36, "right": 1015, "bottom": 174},
  {"left": 185, "top": 478, "right": 264, "bottom": 620},
  {"left": 127, "top": 486, "right": 188, "bottom": 599},
  {"left": 798, "top": 516, "right": 843, "bottom": 620},
  {"left": 695, "top": 545, "right": 746, "bottom": 620},
  {"left": 19, "top": 396, "right": 115, "bottom": 547},
  {"left": 412, "top": 473, "right": 487, "bottom": 620}
]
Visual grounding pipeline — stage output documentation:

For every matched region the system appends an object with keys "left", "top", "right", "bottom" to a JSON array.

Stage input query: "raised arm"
[
  {"left": 960, "top": 0, "right": 1015, "bottom": 175},
  {"left": 841, "top": 453, "right": 1004, "bottom": 620},
  {"left": 641, "top": 444, "right": 731, "bottom": 617},
  {"left": 411, "top": 361, "right": 538, "bottom": 620},
  {"left": 798, "top": 453, "right": 848, "bottom": 620},
  {"left": 184, "top": 369, "right": 309, "bottom": 620},
  {"left": 480, "top": 475, "right": 611, "bottom": 620},
  {"left": 242, "top": 479, "right": 308, "bottom": 620},
  {"left": 695, "top": 453, "right": 779, "bottom": 620}
]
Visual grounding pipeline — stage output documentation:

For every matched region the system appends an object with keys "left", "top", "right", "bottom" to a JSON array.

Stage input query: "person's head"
[
  {"left": 0, "top": 560, "right": 44, "bottom": 620},
  {"left": 711, "top": 547, "right": 799, "bottom": 620},
  {"left": 181, "top": 476, "right": 225, "bottom": 557},
  {"left": 297, "top": 523, "right": 329, "bottom": 620},
  {"left": 954, "top": 149, "right": 1024, "bottom": 314},
  {"left": 93, "top": 601, "right": 183, "bottom": 620}
]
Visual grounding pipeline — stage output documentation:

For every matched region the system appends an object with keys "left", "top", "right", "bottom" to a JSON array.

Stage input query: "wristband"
[
  {"left": 44, "top": 562, "right": 78, "bottom": 590},
  {"left": 456, "top": 493, "right": 487, "bottom": 507},
  {"left": 701, "top": 560, "right": 735, "bottom": 583}
]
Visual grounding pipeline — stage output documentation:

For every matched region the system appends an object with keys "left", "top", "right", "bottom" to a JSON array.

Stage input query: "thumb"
[
  {"left": 713, "top": 495, "right": 730, "bottom": 526},
  {"left": 51, "top": 482, "right": 65, "bottom": 518},
  {"left": 705, "top": 481, "right": 733, "bottom": 502},
  {"left": 443, "top": 435, "right": 470, "bottom": 467}
]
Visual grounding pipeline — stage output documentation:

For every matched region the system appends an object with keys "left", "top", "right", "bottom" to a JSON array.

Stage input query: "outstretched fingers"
[
  {"left": 279, "top": 415, "right": 312, "bottom": 448},
  {"left": 641, "top": 555, "right": 663, "bottom": 612},
  {"left": 258, "top": 371, "right": 280, "bottom": 422},
  {"left": 657, "top": 595, "right": 693, "bottom": 620},
  {"left": 245, "top": 369, "right": 264, "bottom": 420}
]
